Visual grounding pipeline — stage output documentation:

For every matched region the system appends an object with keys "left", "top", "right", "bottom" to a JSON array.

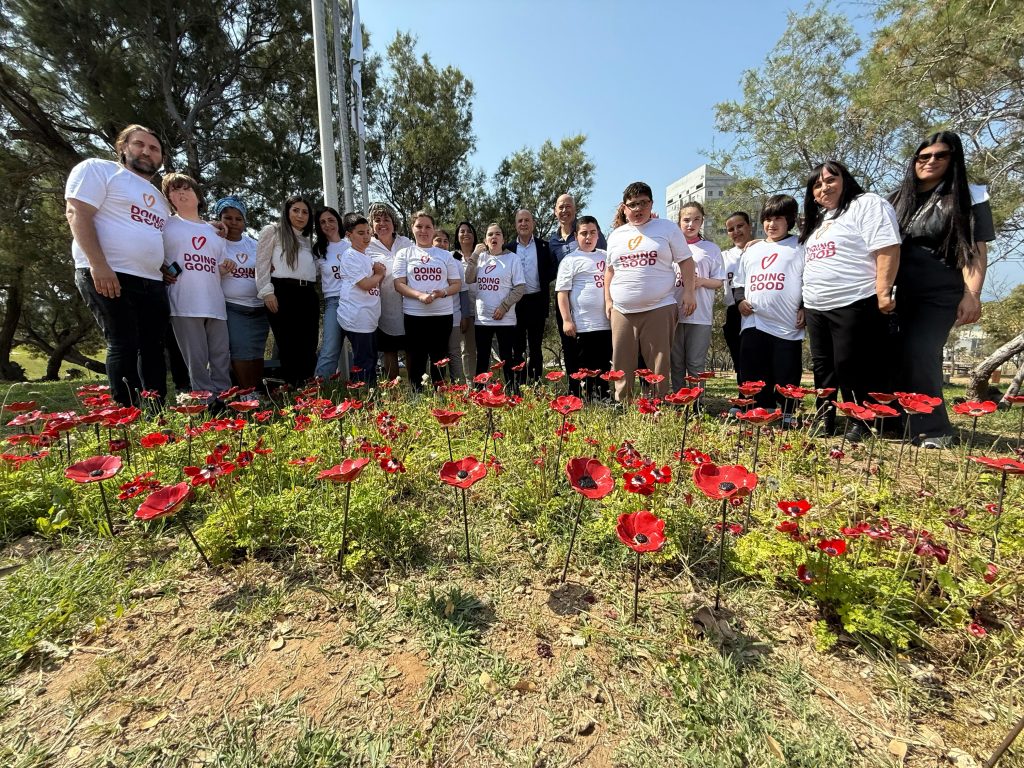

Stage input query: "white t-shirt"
[
  {"left": 555, "top": 249, "right": 610, "bottom": 333},
  {"left": 802, "top": 193, "right": 901, "bottom": 311},
  {"left": 674, "top": 239, "right": 724, "bottom": 326},
  {"left": 335, "top": 247, "right": 381, "bottom": 334},
  {"left": 452, "top": 257, "right": 470, "bottom": 325},
  {"left": 65, "top": 158, "right": 170, "bottom": 281},
  {"left": 606, "top": 218, "right": 692, "bottom": 314},
  {"left": 221, "top": 235, "right": 261, "bottom": 308},
  {"left": 318, "top": 239, "right": 352, "bottom": 299},
  {"left": 475, "top": 252, "right": 525, "bottom": 327},
  {"left": 367, "top": 235, "right": 414, "bottom": 336},
  {"left": 163, "top": 217, "right": 228, "bottom": 320},
  {"left": 722, "top": 245, "right": 744, "bottom": 308},
  {"left": 393, "top": 245, "right": 460, "bottom": 317},
  {"left": 735, "top": 236, "right": 806, "bottom": 341}
]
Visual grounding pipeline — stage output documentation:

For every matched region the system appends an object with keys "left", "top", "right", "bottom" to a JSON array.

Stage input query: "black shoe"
[{"left": 844, "top": 422, "right": 870, "bottom": 443}]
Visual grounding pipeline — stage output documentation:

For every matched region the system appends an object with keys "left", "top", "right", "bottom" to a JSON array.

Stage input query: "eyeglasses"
[
  {"left": 624, "top": 199, "right": 652, "bottom": 211},
  {"left": 915, "top": 150, "right": 952, "bottom": 164}
]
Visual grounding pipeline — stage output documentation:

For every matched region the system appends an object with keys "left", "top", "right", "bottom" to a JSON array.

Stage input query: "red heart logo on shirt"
[
  {"left": 596, "top": 261, "right": 606, "bottom": 272},
  {"left": 142, "top": 193, "right": 156, "bottom": 208},
  {"left": 235, "top": 253, "right": 248, "bottom": 264},
  {"left": 761, "top": 252, "right": 778, "bottom": 270},
  {"left": 420, "top": 252, "right": 430, "bottom": 264},
  {"left": 192, "top": 236, "right": 207, "bottom": 250},
  {"left": 484, "top": 262, "right": 497, "bottom": 274}
]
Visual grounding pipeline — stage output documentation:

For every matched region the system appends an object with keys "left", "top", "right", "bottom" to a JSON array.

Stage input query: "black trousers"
[
  {"left": 805, "top": 295, "right": 892, "bottom": 428},
  {"left": 576, "top": 329, "right": 612, "bottom": 400},
  {"left": 723, "top": 303, "right": 742, "bottom": 383},
  {"left": 165, "top": 324, "right": 191, "bottom": 391},
  {"left": 739, "top": 327, "right": 803, "bottom": 410},
  {"left": 514, "top": 291, "right": 548, "bottom": 385},
  {"left": 76, "top": 269, "right": 169, "bottom": 407},
  {"left": 475, "top": 324, "right": 517, "bottom": 391},
  {"left": 404, "top": 313, "right": 453, "bottom": 391},
  {"left": 554, "top": 303, "right": 581, "bottom": 396},
  {"left": 267, "top": 279, "right": 319, "bottom": 387}
]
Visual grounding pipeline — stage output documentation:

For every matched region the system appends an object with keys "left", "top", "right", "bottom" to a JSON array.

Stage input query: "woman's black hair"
[
  {"left": 277, "top": 195, "right": 315, "bottom": 268},
  {"left": 798, "top": 160, "right": 865, "bottom": 244},
  {"left": 725, "top": 211, "right": 751, "bottom": 226},
  {"left": 313, "top": 206, "right": 343, "bottom": 258},
  {"left": 889, "top": 130, "right": 975, "bottom": 267}
]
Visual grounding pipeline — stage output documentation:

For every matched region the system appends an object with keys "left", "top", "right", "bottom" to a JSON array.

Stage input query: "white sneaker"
[{"left": 922, "top": 435, "right": 952, "bottom": 449}]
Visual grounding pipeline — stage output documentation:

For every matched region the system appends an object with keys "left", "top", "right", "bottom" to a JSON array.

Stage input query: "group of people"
[{"left": 67, "top": 125, "right": 992, "bottom": 447}]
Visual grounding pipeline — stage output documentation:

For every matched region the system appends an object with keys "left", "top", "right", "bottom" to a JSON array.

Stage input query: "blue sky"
[{"left": 358, "top": 0, "right": 1022, "bottom": 292}]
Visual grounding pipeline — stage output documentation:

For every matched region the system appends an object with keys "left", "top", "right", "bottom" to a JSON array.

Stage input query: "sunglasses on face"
[{"left": 916, "top": 150, "right": 952, "bottom": 164}]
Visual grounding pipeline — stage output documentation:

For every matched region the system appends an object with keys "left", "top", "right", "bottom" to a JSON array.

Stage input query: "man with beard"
[{"left": 66, "top": 124, "right": 172, "bottom": 406}]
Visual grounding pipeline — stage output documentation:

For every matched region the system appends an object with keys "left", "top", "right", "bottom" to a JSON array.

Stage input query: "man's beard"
[{"left": 125, "top": 153, "right": 158, "bottom": 175}]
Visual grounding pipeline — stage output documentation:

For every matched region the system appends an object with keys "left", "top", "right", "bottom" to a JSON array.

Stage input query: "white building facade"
[{"left": 665, "top": 165, "right": 737, "bottom": 226}]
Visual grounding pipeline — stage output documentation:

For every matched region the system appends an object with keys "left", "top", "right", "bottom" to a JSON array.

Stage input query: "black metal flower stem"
[
  {"left": 339, "top": 481, "right": 352, "bottom": 565},
  {"left": 1016, "top": 407, "right": 1024, "bottom": 453},
  {"left": 560, "top": 493, "right": 587, "bottom": 583},
  {"left": 444, "top": 426, "right": 453, "bottom": 461},
  {"left": 985, "top": 710, "right": 1024, "bottom": 767},
  {"left": 969, "top": 415, "right": 979, "bottom": 452},
  {"left": 461, "top": 487, "right": 471, "bottom": 564},
  {"left": 180, "top": 518, "right": 213, "bottom": 569},
  {"left": 992, "top": 470, "right": 1008, "bottom": 560},
  {"left": 715, "top": 497, "right": 729, "bottom": 611},
  {"left": 97, "top": 482, "right": 116, "bottom": 537},
  {"left": 632, "top": 549, "right": 641, "bottom": 625}
]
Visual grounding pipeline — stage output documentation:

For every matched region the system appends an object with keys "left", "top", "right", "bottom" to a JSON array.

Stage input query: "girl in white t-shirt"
[
  {"left": 334, "top": 213, "right": 385, "bottom": 388},
  {"left": 671, "top": 202, "right": 725, "bottom": 390},
  {"left": 216, "top": 196, "right": 268, "bottom": 391},
  {"left": 734, "top": 195, "right": 806, "bottom": 412},
  {"left": 798, "top": 161, "right": 901, "bottom": 439},
  {"left": 435, "top": 229, "right": 472, "bottom": 383},
  {"left": 555, "top": 215, "right": 611, "bottom": 400},
  {"left": 465, "top": 223, "right": 526, "bottom": 389},
  {"left": 161, "top": 174, "right": 235, "bottom": 403},
  {"left": 366, "top": 202, "right": 414, "bottom": 381},
  {"left": 313, "top": 207, "right": 353, "bottom": 381},
  {"left": 393, "top": 211, "right": 462, "bottom": 391}
]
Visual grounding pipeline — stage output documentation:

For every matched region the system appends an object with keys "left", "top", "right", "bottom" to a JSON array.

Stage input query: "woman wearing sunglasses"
[{"left": 889, "top": 131, "right": 995, "bottom": 448}]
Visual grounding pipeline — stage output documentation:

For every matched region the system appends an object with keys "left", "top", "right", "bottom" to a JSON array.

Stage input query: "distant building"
[{"left": 665, "top": 165, "right": 737, "bottom": 234}]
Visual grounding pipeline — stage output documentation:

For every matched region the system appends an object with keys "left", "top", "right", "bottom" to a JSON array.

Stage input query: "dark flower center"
[
  {"left": 788, "top": 505, "right": 800, "bottom": 514},
  {"left": 89, "top": 469, "right": 104, "bottom": 477},
  {"left": 204, "top": 464, "right": 218, "bottom": 473},
  {"left": 578, "top": 476, "right": 597, "bottom": 489},
  {"left": 719, "top": 481, "right": 737, "bottom": 492},
  {"left": 634, "top": 533, "right": 649, "bottom": 544},
  {"left": 456, "top": 470, "right": 469, "bottom": 479}
]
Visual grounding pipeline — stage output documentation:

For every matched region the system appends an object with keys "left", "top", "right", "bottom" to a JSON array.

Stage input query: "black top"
[{"left": 900, "top": 186, "right": 995, "bottom": 269}]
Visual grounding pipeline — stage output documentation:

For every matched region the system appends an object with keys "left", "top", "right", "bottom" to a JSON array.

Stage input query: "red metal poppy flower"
[
  {"left": 968, "top": 622, "right": 987, "bottom": 638},
  {"left": 600, "top": 370, "right": 625, "bottom": 381},
  {"left": 913, "top": 538, "right": 949, "bottom": 564},
  {"left": 380, "top": 457, "right": 406, "bottom": 473},
  {"left": 796, "top": 564, "right": 816, "bottom": 584},
  {"left": 623, "top": 467, "right": 656, "bottom": 496},
  {"left": 953, "top": 400, "right": 997, "bottom": 417},
  {"left": 474, "top": 372, "right": 494, "bottom": 385},
  {"left": 472, "top": 389, "right": 508, "bottom": 408},
  {"left": 317, "top": 457, "right": 371, "bottom": 483},
  {"left": 550, "top": 395, "right": 584, "bottom": 416},
  {"left": 1004, "top": 395, "right": 1024, "bottom": 405},
  {"left": 735, "top": 408, "right": 782, "bottom": 425},
  {"left": 834, "top": 401, "right": 875, "bottom": 420},
  {"left": 813, "top": 388, "right": 836, "bottom": 399},
  {"left": 816, "top": 538, "right": 847, "bottom": 557},
  {"left": 287, "top": 456, "right": 318, "bottom": 466},
  {"left": 897, "top": 393, "right": 941, "bottom": 414},
  {"left": 984, "top": 562, "right": 998, "bottom": 584},
  {"left": 569, "top": 370, "right": 589, "bottom": 381},
  {"left": 510, "top": 361, "right": 526, "bottom": 372},
  {"left": 869, "top": 404, "right": 900, "bottom": 419},
  {"left": 566, "top": 458, "right": 614, "bottom": 500},
  {"left": 692, "top": 463, "right": 758, "bottom": 500},
  {"left": 777, "top": 499, "right": 811, "bottom": 517},
  {"left": 140, "top": 432, "right": 170, "bottom": 448},
  {"left": 439, "top": 456, "right": 487, "bottom": 489},
  {"left": 3, "top": 401, "right": 36, "bottom": 413},
  {"left": 545, "top": 371, "right": 566, "bottom": 381},
  {"left": 737, "top": 381, "right": 765, "bottom": 396},
  {"left": 432, "top": 408, "right": 466, "bottom": 426},
  {"left": 642, "top": 373, "right": 665, "bottom": 385},
  {"left": 616, "top": 510, "right": 666, "bottom": 553},
  {"left": 227, "top": 400, "right": 260, "bottom": 413},
  {"left": 135, "top": 482, "right": 194, "bottom": 521},
  {"left": 183, "top": 456, "right": 237, "bottom": 488},
  {"left": 172, "top": 404, "right": 207, "bottom": 415},
  {"left": 665, "top": 386, "right": 702, "bottom": 405},
  {"left": 65, "top": 455, "right": 123, "bottom": 483},
  {"left": 969, "top": 456, "right": 1024, "bottom": 475},
  {"left": 727, "top": 397, "right": 755, "bottom": 408},
  {"left": 775, "top": 384, "right": 811, "bottom": 399},
  {"left": 117, "top": 471, "right": 160, "bottom": 500},
  {"left": 436, "top": 357, "right": 451, "bottom": 367},
  {"left": 776, "top": 519, "right": 800, "bottom": 534}
]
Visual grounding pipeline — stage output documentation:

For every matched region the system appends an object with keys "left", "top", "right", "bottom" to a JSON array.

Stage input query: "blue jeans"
[
  {"left": 76, "top": 268, "right": 169, "bottom": 406},
  {"left": 314, "top": 296, "right": 351, "bottom": 380}
]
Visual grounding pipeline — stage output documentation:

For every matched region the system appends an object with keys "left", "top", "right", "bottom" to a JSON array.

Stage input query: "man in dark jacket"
[{"left": 507, "top": 208, "right": 556, "bottom": 384}]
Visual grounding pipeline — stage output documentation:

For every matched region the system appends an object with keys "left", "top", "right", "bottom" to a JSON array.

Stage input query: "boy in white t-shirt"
[
  {"left": 555, "top": 215, "right": 611, "bottom": 400},
  {"left": 733, "top": 195, "right": 806, "bottom": 412},
  {"left": 671, "top": 202, "right": 725, "bottom": 390},
  {"left": 335, "top": 213, "right": 386, "bottom": 388},
  {"left": 161, "top": 174, "right": 235, "bottom": 404}
]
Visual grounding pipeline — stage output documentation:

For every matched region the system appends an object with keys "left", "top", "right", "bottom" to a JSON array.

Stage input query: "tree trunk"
[
  {"left": 63, "top": 346, "right": 106, "bottom": 376},
  {"left": 0, "top": 267, "right": 26, "bottom": 380},
  {"left": 1003, "top": 358, "right": 1024, "bottom": 400},
  {"left": 968, "top": 332, "right": 1024, "bottom": 399}
]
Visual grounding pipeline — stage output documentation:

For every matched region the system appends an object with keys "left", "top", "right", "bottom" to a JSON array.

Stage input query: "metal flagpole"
[
  {"left": 331, "top": 0, "right": 354, "bottom": 211},
  {"left": 310, "top": 0, "right": 339, "bottom": 209},
  {"left": 350, "top": 0, "right": 370, "bottom": 212}
]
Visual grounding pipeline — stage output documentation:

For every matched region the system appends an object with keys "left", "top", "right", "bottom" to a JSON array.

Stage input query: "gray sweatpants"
[
  {"left": 171, "top": 316, "right": 232, "bottom": 398},
  {"left": 671, "top": 322, "right": 712, "bottom": 390}
]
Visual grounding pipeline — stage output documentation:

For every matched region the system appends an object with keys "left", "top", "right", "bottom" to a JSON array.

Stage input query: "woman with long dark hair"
[
  {"left": 798, "top": 161, "right": 901, "bottom": 440},
  {"left": 313, "top": 206, "right": 352, "bottom": 381},
  {"left": 451, "top": 221, "right": 479, "bottom": 378},
  {"left": 889, "top": 131, "right": 994, "bottom": 448},
  {"left": 255, "top": 195, "right": 318, "bottom": 387}
]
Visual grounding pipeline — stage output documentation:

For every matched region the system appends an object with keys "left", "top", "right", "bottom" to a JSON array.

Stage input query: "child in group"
[
  {"left": 671, "top": 201, "right": 724, "bottom": 390},
  {"left": 313, "top": 207, "right": 352, "bottom": 380},
  {"left": 555, "top": 215, "right": 611, "bottom": 400},
  {"left": 434, "top": 228, "right": 472, "bottom": 383},
  {"left": 161, "top": 173, "right": 235, "bottom": 406},
  {"left": 334, "top": 213, "right": 386, "bottom": 388},
  {"left": 733, "top": 194, "right": 806, "bottom": 416},
  {"left": 393, "top": 211, "right": 462, "bottom": 391},
  {"left": 465, "top": 223, "right": 525, "bottom": 391}
]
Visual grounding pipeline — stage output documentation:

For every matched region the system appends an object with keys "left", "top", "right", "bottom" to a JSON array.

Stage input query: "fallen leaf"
[
  {"left": 478, "top": 671, "right": 499, "bottom": 695},
  {"left": 888, "top": 738, "right": 908, "bottom": 762},
  {"left": 512, "top": 679, "right": 538, "bottom": 693},
  {"left": 140, "top": 712, "right": 168, "bottom": 730},
  {"left": 444, "top": 599, "right": 455, "bottom": 617},
  {"left": 765, "top": 734, "right": 784, "bottom": 762},
  {"left": 66, "top": 745, "right": 83, "bottom": 761},
  {"left": 270, "top": 634, "right": 285, "bottom": 651}
]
